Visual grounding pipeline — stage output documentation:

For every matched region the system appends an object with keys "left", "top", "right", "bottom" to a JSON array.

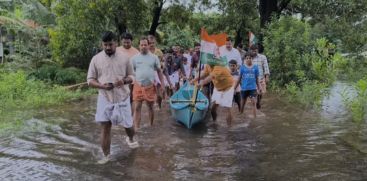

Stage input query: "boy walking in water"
[
  {"left": 229, "top": 59, "right": 241, "bottom": 112},
  {"left": 235, "top": 52, "right": 261, "bottom": 118}
]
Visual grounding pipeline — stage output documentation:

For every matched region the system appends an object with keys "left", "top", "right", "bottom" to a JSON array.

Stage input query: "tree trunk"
[
  {"left": 234, "top": 28, "right": 243, "bottom": 48},
  {"left": 259, "top": 0, "right": 279, "bottom": 28},
  {"left": 114, "top": 10, "right": 127, "bottom": 41},
  {"left": 149, "top": 0, "right": 164, "bottom": 36}
]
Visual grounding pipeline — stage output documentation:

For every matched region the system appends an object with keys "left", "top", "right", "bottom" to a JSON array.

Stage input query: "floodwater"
[{"left": 0, "top": 82, "right": 366, "bottom": 180}]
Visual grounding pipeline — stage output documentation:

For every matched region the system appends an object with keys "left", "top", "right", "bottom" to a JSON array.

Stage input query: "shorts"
[
  {"left": 241, "top": 90, "right": 257, "bottom": 99},
  {"left": 95, "top": 94, "right": 133, "bottom": 128},
  {"left": 133, "top": 83, "right": 156, "bottom": 102},
  {"left": 211, "top": 87, "right": 234, "bottom": 108}
]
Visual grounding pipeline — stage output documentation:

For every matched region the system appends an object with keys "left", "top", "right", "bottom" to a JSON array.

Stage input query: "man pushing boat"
[{"left": 190, "top": 62, "right": 234, "bottom": 126}]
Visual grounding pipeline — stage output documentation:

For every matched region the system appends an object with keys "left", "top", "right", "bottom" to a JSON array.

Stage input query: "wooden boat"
[{"left": 169, "top": 82, "right": 209, "bottom": 128}]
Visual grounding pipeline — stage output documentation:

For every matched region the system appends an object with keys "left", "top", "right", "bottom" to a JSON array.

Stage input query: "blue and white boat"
[{"left": 169, "top": 83, "right": 209, "bottom": 128}]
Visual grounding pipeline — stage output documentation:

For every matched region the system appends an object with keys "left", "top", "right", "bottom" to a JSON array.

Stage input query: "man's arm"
[
  {"left": 235, "top": 68, "right": 243, "bottom": 90},
  {"left": 87, "top": 58, "right": 110, "bottom": 90},
  {"left": 263, "top": 55, "right": 270, "bottom": 81},
  {"left": 114, "top": 60, "right": 135, "bottom": 87},
  {"left": 190, "top": 66, "right": 209, "bottom": 84},
  {"left": 157, "top": 68, "right": 166, "bottom": 88},
  {"left": 255, "top": 68, "right": 261, "bottom": 93},
  {"left": 89, "top": 79, "right": 112, "bottom": 90},
  {"left": 154, "top": 56, "right": 166, "bottom": 88},
  {"left": 198, "top": 75, "right": 212, "bottom": 87}
]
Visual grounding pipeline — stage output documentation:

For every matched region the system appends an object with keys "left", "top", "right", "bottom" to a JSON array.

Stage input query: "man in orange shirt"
[
  {"left": 117, "top": 33, "right": 140, "bottom": 114},
  {"left": 191, "top": 63, "right": 234, "bottom": 126}
]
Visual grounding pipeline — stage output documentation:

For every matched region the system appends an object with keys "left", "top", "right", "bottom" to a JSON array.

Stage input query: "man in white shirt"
[{"left": 221, "top": 37, "right": 242, "bottom": 66}]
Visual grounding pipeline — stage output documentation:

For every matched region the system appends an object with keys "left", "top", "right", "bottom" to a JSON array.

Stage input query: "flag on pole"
[
  {"left": 200, "top": 28, "right": 228, "bottom": 66},
  {"left": 248, "top": 31, "right": 258, "bottom": 47}
]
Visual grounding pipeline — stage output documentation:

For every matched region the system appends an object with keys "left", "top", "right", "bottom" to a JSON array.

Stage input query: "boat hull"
[{"left": 169, "top": 83, "right": 209, "bottom": 129}]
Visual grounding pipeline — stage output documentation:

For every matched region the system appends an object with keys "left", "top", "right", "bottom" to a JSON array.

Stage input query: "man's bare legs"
[
  {"left": 211, "top": 103, "right": 218, "bottom": 121},
  {"left": 146, "top": 101, "right": 155, "bottom": 126},
  {"left": 101, "top": 122, "right": 112, "bottom": 156},
  {"left": 211, "top": 104, "right": 232, "bottom": 127},
  {"left": 225, "top": 107, "right": 233, "bottom": 126},
  {"left": 130, "top": 84, "right": 134, "bottom": 115},
  {"left": 133, "top": 101, "right": 143, "bottom": 130},
  {"left": 251, "top": 97, "right": 257, "bottom": 118},
  {"left": 240, "top": 98, "right": 247, "bottom": 114},
  {"left": 125, "top": 127, "right": 135, "bottom": 142},
  {"left": 156, "top": 84, "right": 162, "bottom": 109}
]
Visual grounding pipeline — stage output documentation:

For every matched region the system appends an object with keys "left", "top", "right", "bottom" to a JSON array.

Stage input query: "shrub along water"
[
  {"left": 29, "top": 64, "right": 87, "bottom": 85},
  {"left": 0, "top": 71, "right": 93, "bottom": 135},
  {"left": 264, "top": 16, "right": 346, "bottom": 108},
  {"left": 341, "top": 77, "right": 367, "bottom": 123}
]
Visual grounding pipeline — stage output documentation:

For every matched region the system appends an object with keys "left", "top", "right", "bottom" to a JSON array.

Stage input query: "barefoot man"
[
  {"left": 191, "top": 62, "right": 234, "bottom": 126},
  {"left": 87, "top": 31, "right": 138, "bottom": 164},
  {"left": 117, "top": 33, "right": 140, "bottom": 115},
  {"left": 131, "top": 36, "right": 166, "bottom": 130}
]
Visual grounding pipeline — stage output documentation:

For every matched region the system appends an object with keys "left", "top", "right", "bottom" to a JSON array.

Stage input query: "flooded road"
[{"left": 0, "top": 82, "right": 366, "bottom": 180}]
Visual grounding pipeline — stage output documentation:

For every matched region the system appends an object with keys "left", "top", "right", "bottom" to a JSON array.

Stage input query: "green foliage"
[
  {"left": 337, "top": 55, "right": 367, "bottom": 81},
  {"left": 160, "top": 23, "right": 197, "bottom": 49},
  {"left": 29, "top": 64, "right": 86, "bottom": 85},
  {"left": 285, "top": 81, "right": 327, "bottom": 108},
  {"left": 263, "top": 16, "right": 351, "bottom": 107},
  {"left": 50, "top": 0, "right": 148, "bottom": 69},
  {"left": 342, "top": 78, "right": 367, "bottom": 123},
  {"left": 264, "top": 16, "right": 343, "bottom": 87},
  {"left": 289, "top": 0, "right": 367, "bottom": 54},
  {"left": 0, "top": 2, "right": 51, "bottom": 69},
  {"left": 0, "top": 71, "right": 93, "bottom": 133},
  {"left": 264, "top": 16, "right": 312, "bottom": 86}
]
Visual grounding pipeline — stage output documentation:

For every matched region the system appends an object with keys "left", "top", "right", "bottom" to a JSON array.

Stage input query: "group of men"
[{"left": 87, "top": 31, "right": 269, "bottom": 164}]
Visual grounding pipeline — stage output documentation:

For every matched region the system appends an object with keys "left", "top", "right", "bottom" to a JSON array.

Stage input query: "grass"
[
  {"left": 279, "top": 80, "right": 328, "bottom": 109},
  {"left": 341, "top": 77, "right": 367, "bottom": 124},
  {"left": 0, "top": 71, "right": 95, "bottom": 135}
]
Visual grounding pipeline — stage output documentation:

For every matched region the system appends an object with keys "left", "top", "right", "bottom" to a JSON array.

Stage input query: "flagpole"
[{"left": 189, "top": 29, "right": 204, "bottom": 127}]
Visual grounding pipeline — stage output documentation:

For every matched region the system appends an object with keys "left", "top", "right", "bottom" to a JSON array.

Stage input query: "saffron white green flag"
[
  {"left": 248, "top": 31, "right": 258, "bottom": 47},
  {"left": 200, "top": 28, "right": 228, "bottom": 66}
]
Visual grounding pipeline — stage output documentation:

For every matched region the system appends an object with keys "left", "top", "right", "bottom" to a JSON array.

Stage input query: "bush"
[
  {"left": 341, "top": 77, "right": 367, "bottom": 123},
  {"left": 29, "top": 64, "right": 86, "bottom": 85},
  {"left": 264, "top": 16, "right": 343, "bottom": 87},
  {"left": 285, "top": 81, "right": 327, "bottom": 108},
  {"left": 54, "top": 67, "right": 86, "bottom": 85},
  {"left": 0, "top": 71, "right": 93, "bottom": 134}
]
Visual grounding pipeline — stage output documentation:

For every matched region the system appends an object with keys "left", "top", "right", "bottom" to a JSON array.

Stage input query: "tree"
[
  {"left": 148, "top": 0, "right": 166, "bottom": 35},
  {"left": 259, "top": 0, "right": 292, "bottom": 28},
  {"left": 287, "top": 0, "right": 367, "bottom": 53},
  {"left": 50, "top": 0, "right": 148, "bottom": 69},
  {"left": 217, "top": 0, "right": 258, "bottom": 46}
]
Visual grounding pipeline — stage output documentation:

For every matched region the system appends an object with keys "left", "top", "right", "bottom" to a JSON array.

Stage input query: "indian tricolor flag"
[
  {"left": 200, "top": 28, "right": 228, "bottom": 66},
  {"left": 248, "top": 31, "right": 258, "bottom": 47}
]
